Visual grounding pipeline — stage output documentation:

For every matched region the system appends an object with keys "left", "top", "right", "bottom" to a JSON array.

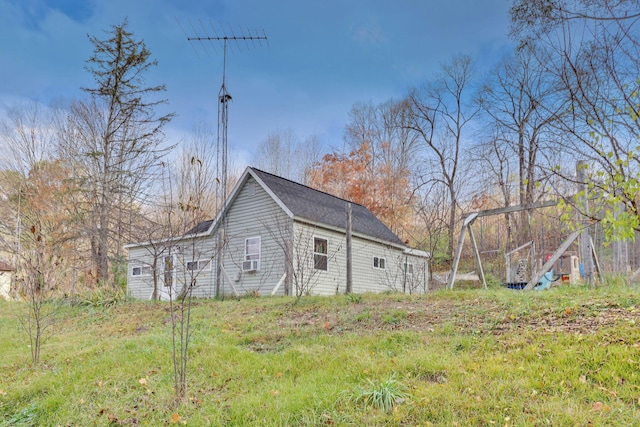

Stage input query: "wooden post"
[
  {"left": 524, "top": 230, "right": 581, "bottom": 290},
  {"left": 283, "top": 238, "right": 292, "bottom": 296},
  {"left": 346, "top": 202, "right": 353, "bottom": 294},
  {"left": 215, "top": 230, "right": 224, "bottom": 298},
  {"left": 448, "top": 213, "right": 477, "bottom": 290},
  {"left": 577, "top": 161, "right": 595, "bottom": 287},
  {"left": 467, "top": 225, "right": 487, "bottom": 289}
]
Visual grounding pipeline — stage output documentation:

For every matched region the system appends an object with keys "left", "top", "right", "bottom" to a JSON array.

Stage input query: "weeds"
[
  {"left": 68, "top": 286, "right": 127, "bottom": 308},
  {"left": 2, "top": 287, "right": 640, "bottom": 425},
  {"left": 347, "top": 376, "right": 410, "bottom": 413},
  {"left": 346, "top": 293, "right": 362, "bottom": 303},
  {"left": 381, "top": 309, "right": 408, "bottom": 324}
]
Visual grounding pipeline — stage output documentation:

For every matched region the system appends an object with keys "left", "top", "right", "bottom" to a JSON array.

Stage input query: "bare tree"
[
  {"left": 407, "top": 55, "right": 478, "bottom": 261},
  {"left": 253, "top": 128, "right": 322, "bottom": 184},
  {"left": 510, "top": 0, "right": 640, "bottom": 241},
  {"left": 58, "top": 20, "right": 174, "bottom": 285},
  {"left": 476, "top": 49, "right": 563, "bottom": 245},
  {"left": 0, "top": 103, "right": 81, "bottom": 364},
  {"left": 175, "top": 126, "right": 218, "bottom": 223}
]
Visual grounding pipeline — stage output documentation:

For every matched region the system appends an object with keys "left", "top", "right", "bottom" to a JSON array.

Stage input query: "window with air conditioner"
[{"left": 243, "top": 236, "right": 261, "bottom": 271}]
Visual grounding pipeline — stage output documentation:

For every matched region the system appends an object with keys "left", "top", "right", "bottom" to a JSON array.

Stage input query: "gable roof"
[
  {"left": 249, "top": 167, "right": 405, "bottom": 246},
  {"left": 129, "top": 166, "right": 408, "bottom": 250}
]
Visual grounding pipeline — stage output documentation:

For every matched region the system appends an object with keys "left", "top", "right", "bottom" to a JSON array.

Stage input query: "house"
[{"left": 126, "top": 167, "right": 429, "bottom": 300}]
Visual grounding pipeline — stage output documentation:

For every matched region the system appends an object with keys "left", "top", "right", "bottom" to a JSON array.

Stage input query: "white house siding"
[
  {"left": 126, "top": 235, "right": 218, "bottom": 300},
  {"left": 290, "top": 221, "right": 429, "bottom": 296},
  {"left": 291, "top": 222, "right": 346, "bottom": 296},
  {"left": 219, "top": 176, "right": 291, "bottom": 297},
  {"left": 351, "top": 238, "right": 403, "bottom": 294},
  {"left": 348, "top": 235, "right": 428, "bottom": 294}
]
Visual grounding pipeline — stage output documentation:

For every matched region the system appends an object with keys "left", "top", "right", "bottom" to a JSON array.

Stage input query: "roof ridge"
[{"left": 249, "top": 166, "right": 367, "bottom": 208}]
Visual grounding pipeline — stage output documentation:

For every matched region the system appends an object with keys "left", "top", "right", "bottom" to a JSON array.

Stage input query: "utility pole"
[
  {"left": 184, "top": 23, "right": 267, "bottom": 297},
  {"left": 576, "top": 160, "right": 595, "bottom": 287},
  {"left": 346, "top": 203, "right": 353, "bottom": 294}
]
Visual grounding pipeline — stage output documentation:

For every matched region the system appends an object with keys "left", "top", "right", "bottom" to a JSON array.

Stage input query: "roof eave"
[{"left": 292, "top": 216, "right": 407, "bottom": 250}]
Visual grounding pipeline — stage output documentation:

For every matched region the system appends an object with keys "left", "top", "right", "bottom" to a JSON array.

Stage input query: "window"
[
  {"left": 314, "top": 237, "right": 328, "bottom": 271},
  {"left": 405, "top": 263, "right": 414, "bottom": 275},
  {"left": 243, "top": 237, "right": 261, "bottom": 271},
  {"left": 245, "top": 237, "right": 261, "bottom": 261},
  {"left": 186, "top": 260, "right": 211, "bottom": 271},
  {"left": 164, "top": 255, "right": 174, "bottom": 287},
  {"left": 131, "top": 266, "right": 151, "bottom": 276},
  {"left": 373, "top": 257, "right": 386, "bottom": 269}
]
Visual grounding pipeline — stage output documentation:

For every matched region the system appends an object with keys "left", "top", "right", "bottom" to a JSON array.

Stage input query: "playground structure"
[
  {"left": 503, "top": 240, "right": 581, "bottom": 290},
  {"left": 447, "top": 199, "right": 600, "bottom": 291}
]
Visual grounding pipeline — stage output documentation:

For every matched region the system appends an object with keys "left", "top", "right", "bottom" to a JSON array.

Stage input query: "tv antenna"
[
  {"left": 181, "top": 20, "right": 267, "bottom": 297},
  {"left": 182, "top": 20, "right": 268, "bottom": 213}
]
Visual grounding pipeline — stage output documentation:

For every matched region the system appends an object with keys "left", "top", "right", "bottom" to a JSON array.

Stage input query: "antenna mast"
[
  {"left": 184, "top": 22, "right": 267, "bottom": 297},
  {"left": 185, "top": 26, "right": 268, "bottom": 213}
]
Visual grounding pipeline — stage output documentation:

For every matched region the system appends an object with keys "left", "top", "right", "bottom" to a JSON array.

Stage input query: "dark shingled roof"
[
  {"left": 184, "top": 219, "right": 214, "bottom": 236},
  {"left": 250, "top": 168, "right": 405, "bottom": 246}
]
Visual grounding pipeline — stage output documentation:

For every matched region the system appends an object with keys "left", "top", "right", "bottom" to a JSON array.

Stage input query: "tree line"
[
  {"left": 2, "top": 1, "right": 640, "bottom": 299},
  {"left": 266, "top": 0, "right": 640, "bottom": 275}
]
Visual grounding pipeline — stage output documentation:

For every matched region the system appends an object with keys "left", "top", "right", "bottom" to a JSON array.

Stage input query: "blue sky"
[{"left": 0, "top": 0, "right": 514, "bottom": 165}]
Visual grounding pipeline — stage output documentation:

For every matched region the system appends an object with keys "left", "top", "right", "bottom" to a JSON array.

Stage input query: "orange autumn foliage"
[{"left": 308, "top": 142, "right": 412, "bottom": 239}]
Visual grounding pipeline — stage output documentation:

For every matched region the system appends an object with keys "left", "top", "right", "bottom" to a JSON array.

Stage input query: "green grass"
[{"left": 1, "top": 282, "right": 640, "bottom": 425}]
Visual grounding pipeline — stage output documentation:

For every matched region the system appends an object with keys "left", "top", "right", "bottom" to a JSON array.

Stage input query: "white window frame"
[
  {"left": 163, "top": 255, "right": 176, "bottom": 288},
  {"left": 313, "top": 236, "right": 328, "bottom": 271},
  {"left": 373, "top": 256, "right": 386, "bottom": 269},
  {"left": 186, "top": 259, "right": 211, "bottom": 272},
  {"left": 404, "top": 262, "right": 414, "bottom": 275},
  {"left": 131, "top": 265, "right": 151, "bottom": 276},
  {"left": 245, "top": 236, "right": 261, "bottom": 261}
]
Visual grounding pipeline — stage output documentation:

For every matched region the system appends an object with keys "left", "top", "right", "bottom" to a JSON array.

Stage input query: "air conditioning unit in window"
[{"left": 242, "top": 260, "right": 259, "bottom": 272}]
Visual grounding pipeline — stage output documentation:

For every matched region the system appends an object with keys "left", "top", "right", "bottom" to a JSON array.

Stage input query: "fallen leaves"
[{"left": 591, "top": 401, "right": 611, "bottom": 412}]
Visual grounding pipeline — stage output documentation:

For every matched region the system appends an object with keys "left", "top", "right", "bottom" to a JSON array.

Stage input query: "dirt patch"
[{"left": 273, "top": 298, "right": 640, "bottom": 337}]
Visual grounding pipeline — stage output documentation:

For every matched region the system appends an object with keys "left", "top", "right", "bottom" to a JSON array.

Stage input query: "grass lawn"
[{"left": 1, "top": 282, "right": 640, "bottom": 426}]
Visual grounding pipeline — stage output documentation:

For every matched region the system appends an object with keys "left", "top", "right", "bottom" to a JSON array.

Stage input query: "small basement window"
[{"left": 373, "top": 257, "right": 386, "bottom": 269}]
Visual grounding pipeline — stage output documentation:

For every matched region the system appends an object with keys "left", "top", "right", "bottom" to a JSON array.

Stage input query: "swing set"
[{"left": 447, "top": 199, "right": 600, "bottom": 291}]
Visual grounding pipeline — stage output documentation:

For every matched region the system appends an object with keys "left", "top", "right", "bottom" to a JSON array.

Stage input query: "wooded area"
[{"left": 2, "top": 1, "right": 640, "bottom": 297}]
